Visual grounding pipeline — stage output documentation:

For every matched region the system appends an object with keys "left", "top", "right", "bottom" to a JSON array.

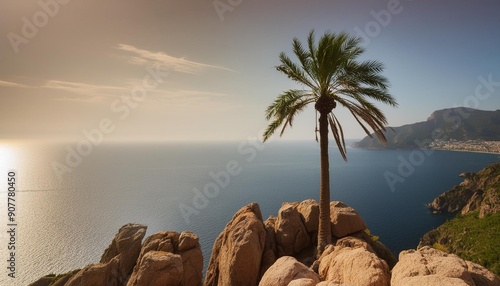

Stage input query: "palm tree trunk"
[{"left": 317, "top": 112, "right": 332, "bottom": 256}]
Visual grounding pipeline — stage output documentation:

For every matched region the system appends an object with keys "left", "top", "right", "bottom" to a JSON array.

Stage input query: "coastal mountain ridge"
[
  {"left": 420, "top": 163, "right": 500, "bottom": 276},
  {"left": 354, "top": 107, "right": 500, "bottom": 149}
]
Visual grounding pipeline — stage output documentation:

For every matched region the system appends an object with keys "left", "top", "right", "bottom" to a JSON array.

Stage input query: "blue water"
[{"left": 0, "top": 140, "right": 498, "bottom": 285}]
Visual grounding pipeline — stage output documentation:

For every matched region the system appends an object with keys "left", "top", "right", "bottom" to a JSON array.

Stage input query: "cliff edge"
[{"left": 421, "top": 162, "right": 500, "bottom": 277}]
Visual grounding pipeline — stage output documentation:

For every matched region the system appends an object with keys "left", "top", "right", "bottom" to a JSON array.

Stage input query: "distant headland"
[{"left": 353, "top": 107, "right": 500, "bottom": 153}]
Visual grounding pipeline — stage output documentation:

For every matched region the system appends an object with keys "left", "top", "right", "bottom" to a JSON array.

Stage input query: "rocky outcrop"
[
  {"left": 30, "top": 225, "right": 203, "bottom": 286},
  {"left": 465, "top": 260, "right": 500, "bottom": 286},
  {"left": 391, "top": 246, "right": 500, "bottom": 286},
  {"left": 207, "top": 200, "right": 393, "bottom": 285},
  {"left": 260, "top": 216, "right": 278, "bottom": 277},
  {"left": 31, "top": 199, "right": 499, "bottom": 286},
  {"left": 428, "top": 185, "right": 475, "bottom": 213},
  {"left": 318, "top": 240, "right": 390, "bottom": 286},
  {"left": 297, "top": 199, "right": 320, "bottom": 238},
  {"left": 330, "top": 201, "right": 367, "bottom": 238},
  {"left": 127, "top": 251, "right": 183, "bottom": 286},
  {"left": 259, "top": 256, "right": 321, "bottom": 286},
  {"left": 127, "top": 230, "right": 203, "bottom": 286},
  {"left": 422, "top": 163, "right": 500, "bottom": 277},
  {"left": 275, "top": 202, "right": 312, "bottom": 256},
  {"left": 428, "top": 163, "right": 500, "bottom": 217},
  {"left": 64, "top": 223, "right": 147, "bottom": 286},
  {"left": 205, "top": 203, "right": 266, "bottom": 286}
]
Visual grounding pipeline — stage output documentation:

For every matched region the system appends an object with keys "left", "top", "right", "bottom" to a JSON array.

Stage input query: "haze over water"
[{"left": 0, "top": 140, "right": 498, "bottom": 285}]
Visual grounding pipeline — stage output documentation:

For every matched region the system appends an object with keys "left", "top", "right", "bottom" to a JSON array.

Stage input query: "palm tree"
[{"left": 263, "top": 30, "right": 397, "bottom": 256}]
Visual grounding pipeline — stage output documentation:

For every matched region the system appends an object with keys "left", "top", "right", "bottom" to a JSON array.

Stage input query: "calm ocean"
[{"left": 0, "top": 140, "right": 498, "bottom": 285}]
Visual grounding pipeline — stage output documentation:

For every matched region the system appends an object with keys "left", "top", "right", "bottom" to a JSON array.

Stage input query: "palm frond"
[
  {"left": 328, "top": 113, "right": 347, "bottom": 161},
  {"left": 292, "top": 38, "right": 318, "bottom": 88},
  {"left": 277, "top": 53, "right": 316, "bottom": 90},
  {"left": 329, "top": 113, "right": 347, "bottom": 160},
  {"left": 263, "top": 90, "right": 315, "bottom": 142}
]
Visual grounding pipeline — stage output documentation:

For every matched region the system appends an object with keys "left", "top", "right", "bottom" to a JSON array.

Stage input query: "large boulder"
[
  {"left": 465, "top": 260, "right": 500, "bottom": 286},
  {"left": 260, "top": 216, "right": 278, "bottom": 277},
  {"left": 318, "top": 242, "right": 390, "bottom": 286},
  {"left": 344, "top": 230, "right": 397, "bottom": 270},
  {"left": 205, "top": 203, "right": 266, "bottom": 286},
  {"left": 127, "top": 230, "right": 203, "bottom": 286},
  {"left": 391, "top": 246, "right": 500, "bottom": 286},
  {"left": 297, "top": 199, "right": 319, "bottom": 235},
  {"left": 178, "top": 232, "right": 203, "bottom": 285},
  {"left": 275, "top": 202, "right": 311, "bottom": 256},
  {"left": 330, "top": 201, "right": 367, "bottom": 238},
  {"left": 259, "top": 256, "right": 321, "bottom": 286},
  {"left": 127, "top": 251, "right": 183, "bottom": 286},
  {"left": 65, "top": 223, "right": 147, "bottom": 286}
]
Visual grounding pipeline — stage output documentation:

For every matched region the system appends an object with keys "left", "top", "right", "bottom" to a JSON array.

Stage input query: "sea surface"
[{"left": 0, "top": 140, "right": 498, "bottom": 285}]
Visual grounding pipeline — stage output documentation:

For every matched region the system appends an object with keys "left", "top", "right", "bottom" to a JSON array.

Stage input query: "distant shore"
[
  {"left": 429, "top": 140, "right": 500, "bottom": 155},
  {"left": 352, "top": 140, "right": 500, "bottom": 155}
]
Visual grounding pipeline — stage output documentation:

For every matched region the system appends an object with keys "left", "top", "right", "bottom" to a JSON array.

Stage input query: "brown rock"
[
  {"left": 127, "top": 251, "right": 183, "bottom": 286},
  {"left": 28, "top": 275, "right": 56, "bottom": 286},
  {"left": 391, "top": 247, "right": 476, "bottom": 286},
  {"left": 128, "top": 230, "right": 203, "bottom": 286},
  {"left": 180, "top": 246, "right": 203, "bottom": 286},
  {"left": 287, "top": 278, "right": 319, "bottom": 286},
  {"left": 65, "top": 258, "right": 121, "bottom": 286},
  {"left": 178, "top": 231, "right": 198, "bottom": 252},
  {"left": 297, "top": 199, "right": 319, "bottom": 234},
  {"left": 275, "top": 202, "right": 311, "bottom": 256},
  {"left": 205, "top": 203, "right": 266, "bottom": 286},
  {"left": 335, "top": 235, "right": 373, "bottom": 252},
  {"left": 260, "top": 216, "right": 278, "bottom": 278},
  {"left": 319, "top": 245, "right": 390, "bottom": 286},
  {"left": 65, "top": 223, "right": 147, "bottom": 286},
  {"left": 330, "top": 201, "right": 367, "bottom": 238},
  {"left": 259, "top": 256, "right": 321, "bottom": 286},
  {"left": 465, "top": 260, "right": 500, "bottom": 286},
  {"left": 344, "top": 230, "right": 397, "bottom": 269}
]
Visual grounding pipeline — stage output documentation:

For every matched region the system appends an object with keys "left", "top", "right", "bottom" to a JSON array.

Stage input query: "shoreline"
[
  {"left": 429, "top": 147, "right": 500, "bottom": 155},
  {"left": 352, "top": 146, "right": 500, "bottom": 155}
]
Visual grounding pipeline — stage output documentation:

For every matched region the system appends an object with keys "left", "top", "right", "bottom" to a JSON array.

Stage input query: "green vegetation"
[
  {"left": 263, "top": 30, "right": 397, "bottom": 255},
  {"left": 422, "top": 163, "right": 500, "bottom": 276},
  {"left": 432, "top": 243, "right": 449, "bottom": 253},
  {"left": 364, "top": 229, "right": 379, "bottom": 242},
  {"left": 426, "top": 212, "right": 500, "bottom": 276}
]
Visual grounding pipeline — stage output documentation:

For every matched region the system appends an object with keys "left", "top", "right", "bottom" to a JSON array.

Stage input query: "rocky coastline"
[
  {"left": 30, "top": 198, "right": 499, "bottom": 286},
  {"left": 421, "top": 162, "right": 500, "bottom": 276},
  {"left": 426, "top": 163, "right": 500, "bottom": 216}
]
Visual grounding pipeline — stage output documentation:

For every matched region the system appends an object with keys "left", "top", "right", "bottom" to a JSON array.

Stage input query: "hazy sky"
[{"left": 1, "top": 0, "right": 500, "bottom": 142}]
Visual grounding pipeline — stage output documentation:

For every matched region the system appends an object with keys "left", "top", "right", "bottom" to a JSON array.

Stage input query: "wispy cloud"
[
  {"left": 42, "top": 79, "right": 230, "bottom": 107},
  {"left": 161, "top": 90, "right": 227, "bottom": 99},
  {"left": 0, "top": 80, "right": 29, "bottom": 88},
  {"left": 43, "top": 80, "right": 127, "bottom": 94},
  {"left": 117, "top": 44, "right": 234, "bottom": 74},
  {"left": 42, "top": 80, "right": 129, "bottom": 103},
  {"left": 155, "top": 89, "right": 232, "bottom": 111}
]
